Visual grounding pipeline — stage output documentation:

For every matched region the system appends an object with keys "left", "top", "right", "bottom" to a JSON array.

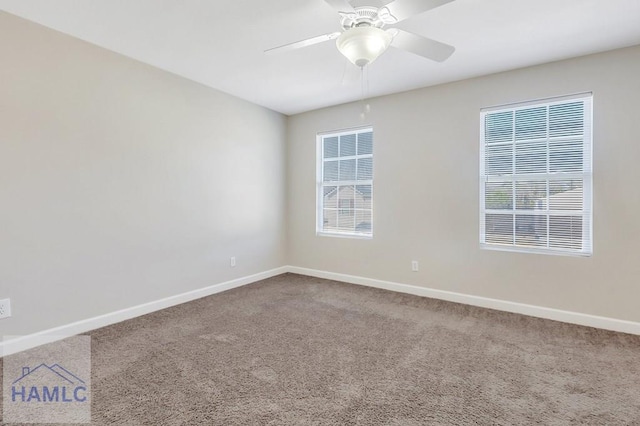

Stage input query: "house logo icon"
[{"left": 11, "top": 364, "right": 88, "bottom": 403}]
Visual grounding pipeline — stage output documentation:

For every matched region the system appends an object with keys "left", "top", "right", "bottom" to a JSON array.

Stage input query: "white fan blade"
[
  {"left": 390, "top": 29, "right": 455, "bottom": 62},
  {"left": 379, "top": 0, "right": 455, "bottom": 24},
  {"left": 265, "top": 32, "right": 341, "bottom": 54},
  {"left": 324, "top": 0, "right": 356, "bottom": 13}
]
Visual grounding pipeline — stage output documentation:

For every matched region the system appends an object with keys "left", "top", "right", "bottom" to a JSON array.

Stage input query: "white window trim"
[
  {"left": 316, "top": 126, "right": 374, "bottom": 239},
  {"left": 479, "top": 92, "right": 593, "bottom": 256}
]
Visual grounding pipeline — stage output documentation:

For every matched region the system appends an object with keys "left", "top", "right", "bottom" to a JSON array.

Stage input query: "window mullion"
[{"left": 511, "top": 110, "right": 516, "bottom": 245}]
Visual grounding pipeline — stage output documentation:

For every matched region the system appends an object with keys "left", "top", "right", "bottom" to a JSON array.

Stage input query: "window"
[
  {"left": 317, "top": 127, "right": 373, "bottom": 237},
  {"left": 480, "top": 93, "right": 592, "bottom": 255}
]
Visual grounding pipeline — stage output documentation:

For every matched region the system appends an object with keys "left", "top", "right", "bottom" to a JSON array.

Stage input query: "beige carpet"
[{"left": 2, "top": 273, "right": 640, "bottom": 425}]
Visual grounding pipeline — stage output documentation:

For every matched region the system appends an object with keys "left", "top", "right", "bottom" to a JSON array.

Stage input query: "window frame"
[
  {"left": 479, "top": 93, "right": 593, "bottom": 256},
  {"left": 316, "top": 126, "right": 374, "bottom": 239}
]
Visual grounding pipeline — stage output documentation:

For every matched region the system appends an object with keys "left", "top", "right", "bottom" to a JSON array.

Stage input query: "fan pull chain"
[{"left": 360, "top": 66, "right": 371, "bottom": 121}]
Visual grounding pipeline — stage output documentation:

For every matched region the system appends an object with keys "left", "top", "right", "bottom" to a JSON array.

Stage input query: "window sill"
[
  {"left": 317, "top": 231, "right": 373, "bottom": 240},
  {"left": 480, "top": 243, "right": 592, "bottom": 257}
]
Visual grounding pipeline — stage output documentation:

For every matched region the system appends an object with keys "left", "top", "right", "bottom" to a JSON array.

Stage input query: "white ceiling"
[{"left": 2, "top": 0, "right": 640, "bottom": 115}]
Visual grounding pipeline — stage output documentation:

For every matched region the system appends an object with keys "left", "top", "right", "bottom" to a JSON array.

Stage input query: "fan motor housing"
[{"left": 341, "top": 6, "right": 386, "bottom": 30}]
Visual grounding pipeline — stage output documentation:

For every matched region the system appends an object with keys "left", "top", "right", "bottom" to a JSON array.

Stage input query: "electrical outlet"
[
  {"left": 411, "top": 261, "right": 419, "bottom": 272},
  {"left": 230, "top": 257, "right": 236, "bottom": 267},
  {"left": 0, "top": 298, "right": 11, "bottom": 319}
]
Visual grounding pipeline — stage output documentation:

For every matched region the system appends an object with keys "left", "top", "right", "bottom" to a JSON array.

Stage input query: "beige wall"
[
  {"left": 0, "top": 12, "right": 286, "bottom": 336},
  {"left": 287, "top": 45, "right": 640, "bottom": 323},
  {"left": 2, "top": 8, "right": 639, "bottom": 338}
]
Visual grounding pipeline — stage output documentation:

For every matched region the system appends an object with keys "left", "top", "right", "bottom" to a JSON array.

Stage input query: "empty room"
[{"left": 1, "top": 0, "right": 640, "bottom": 424}]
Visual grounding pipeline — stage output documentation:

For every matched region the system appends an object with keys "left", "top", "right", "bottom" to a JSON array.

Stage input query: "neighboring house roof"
[
  {"left": 324, "top": 185, "right": 371, "bottom": 199},
  {"left": 536, "top": 187, "right": 583, "bottom": 210}
]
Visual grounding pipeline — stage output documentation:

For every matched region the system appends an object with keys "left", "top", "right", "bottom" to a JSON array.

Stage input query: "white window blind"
[
  {"left": 317, "top": 128, "right": 373, "bottom": 237},
  {"left": 480, "top": 93, "right": 592, "bottom": 255}
]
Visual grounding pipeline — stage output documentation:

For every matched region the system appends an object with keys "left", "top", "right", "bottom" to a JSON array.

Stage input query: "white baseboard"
[
  {"left": 287, "top": 266, "right": 640, "bottom": 336},
  {"left": 4, "top": 264, "right": 638, "bottom": 357},
  {"left": 1, "top": 266, "right": 288, "bottom": 357}
]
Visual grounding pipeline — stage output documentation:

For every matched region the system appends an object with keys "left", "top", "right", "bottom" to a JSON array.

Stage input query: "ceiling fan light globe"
[{"left": 336, "top": 26, "right": 393, "bottom": 67}]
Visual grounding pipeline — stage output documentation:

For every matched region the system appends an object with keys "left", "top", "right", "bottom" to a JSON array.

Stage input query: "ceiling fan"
[{"left": 265, "top": 0, "right": 456, "bottom": 67}]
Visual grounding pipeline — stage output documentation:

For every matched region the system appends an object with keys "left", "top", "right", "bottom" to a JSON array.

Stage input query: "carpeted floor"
[{"left": 2, "top": 273, "right": 640, "bottom": 425}]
